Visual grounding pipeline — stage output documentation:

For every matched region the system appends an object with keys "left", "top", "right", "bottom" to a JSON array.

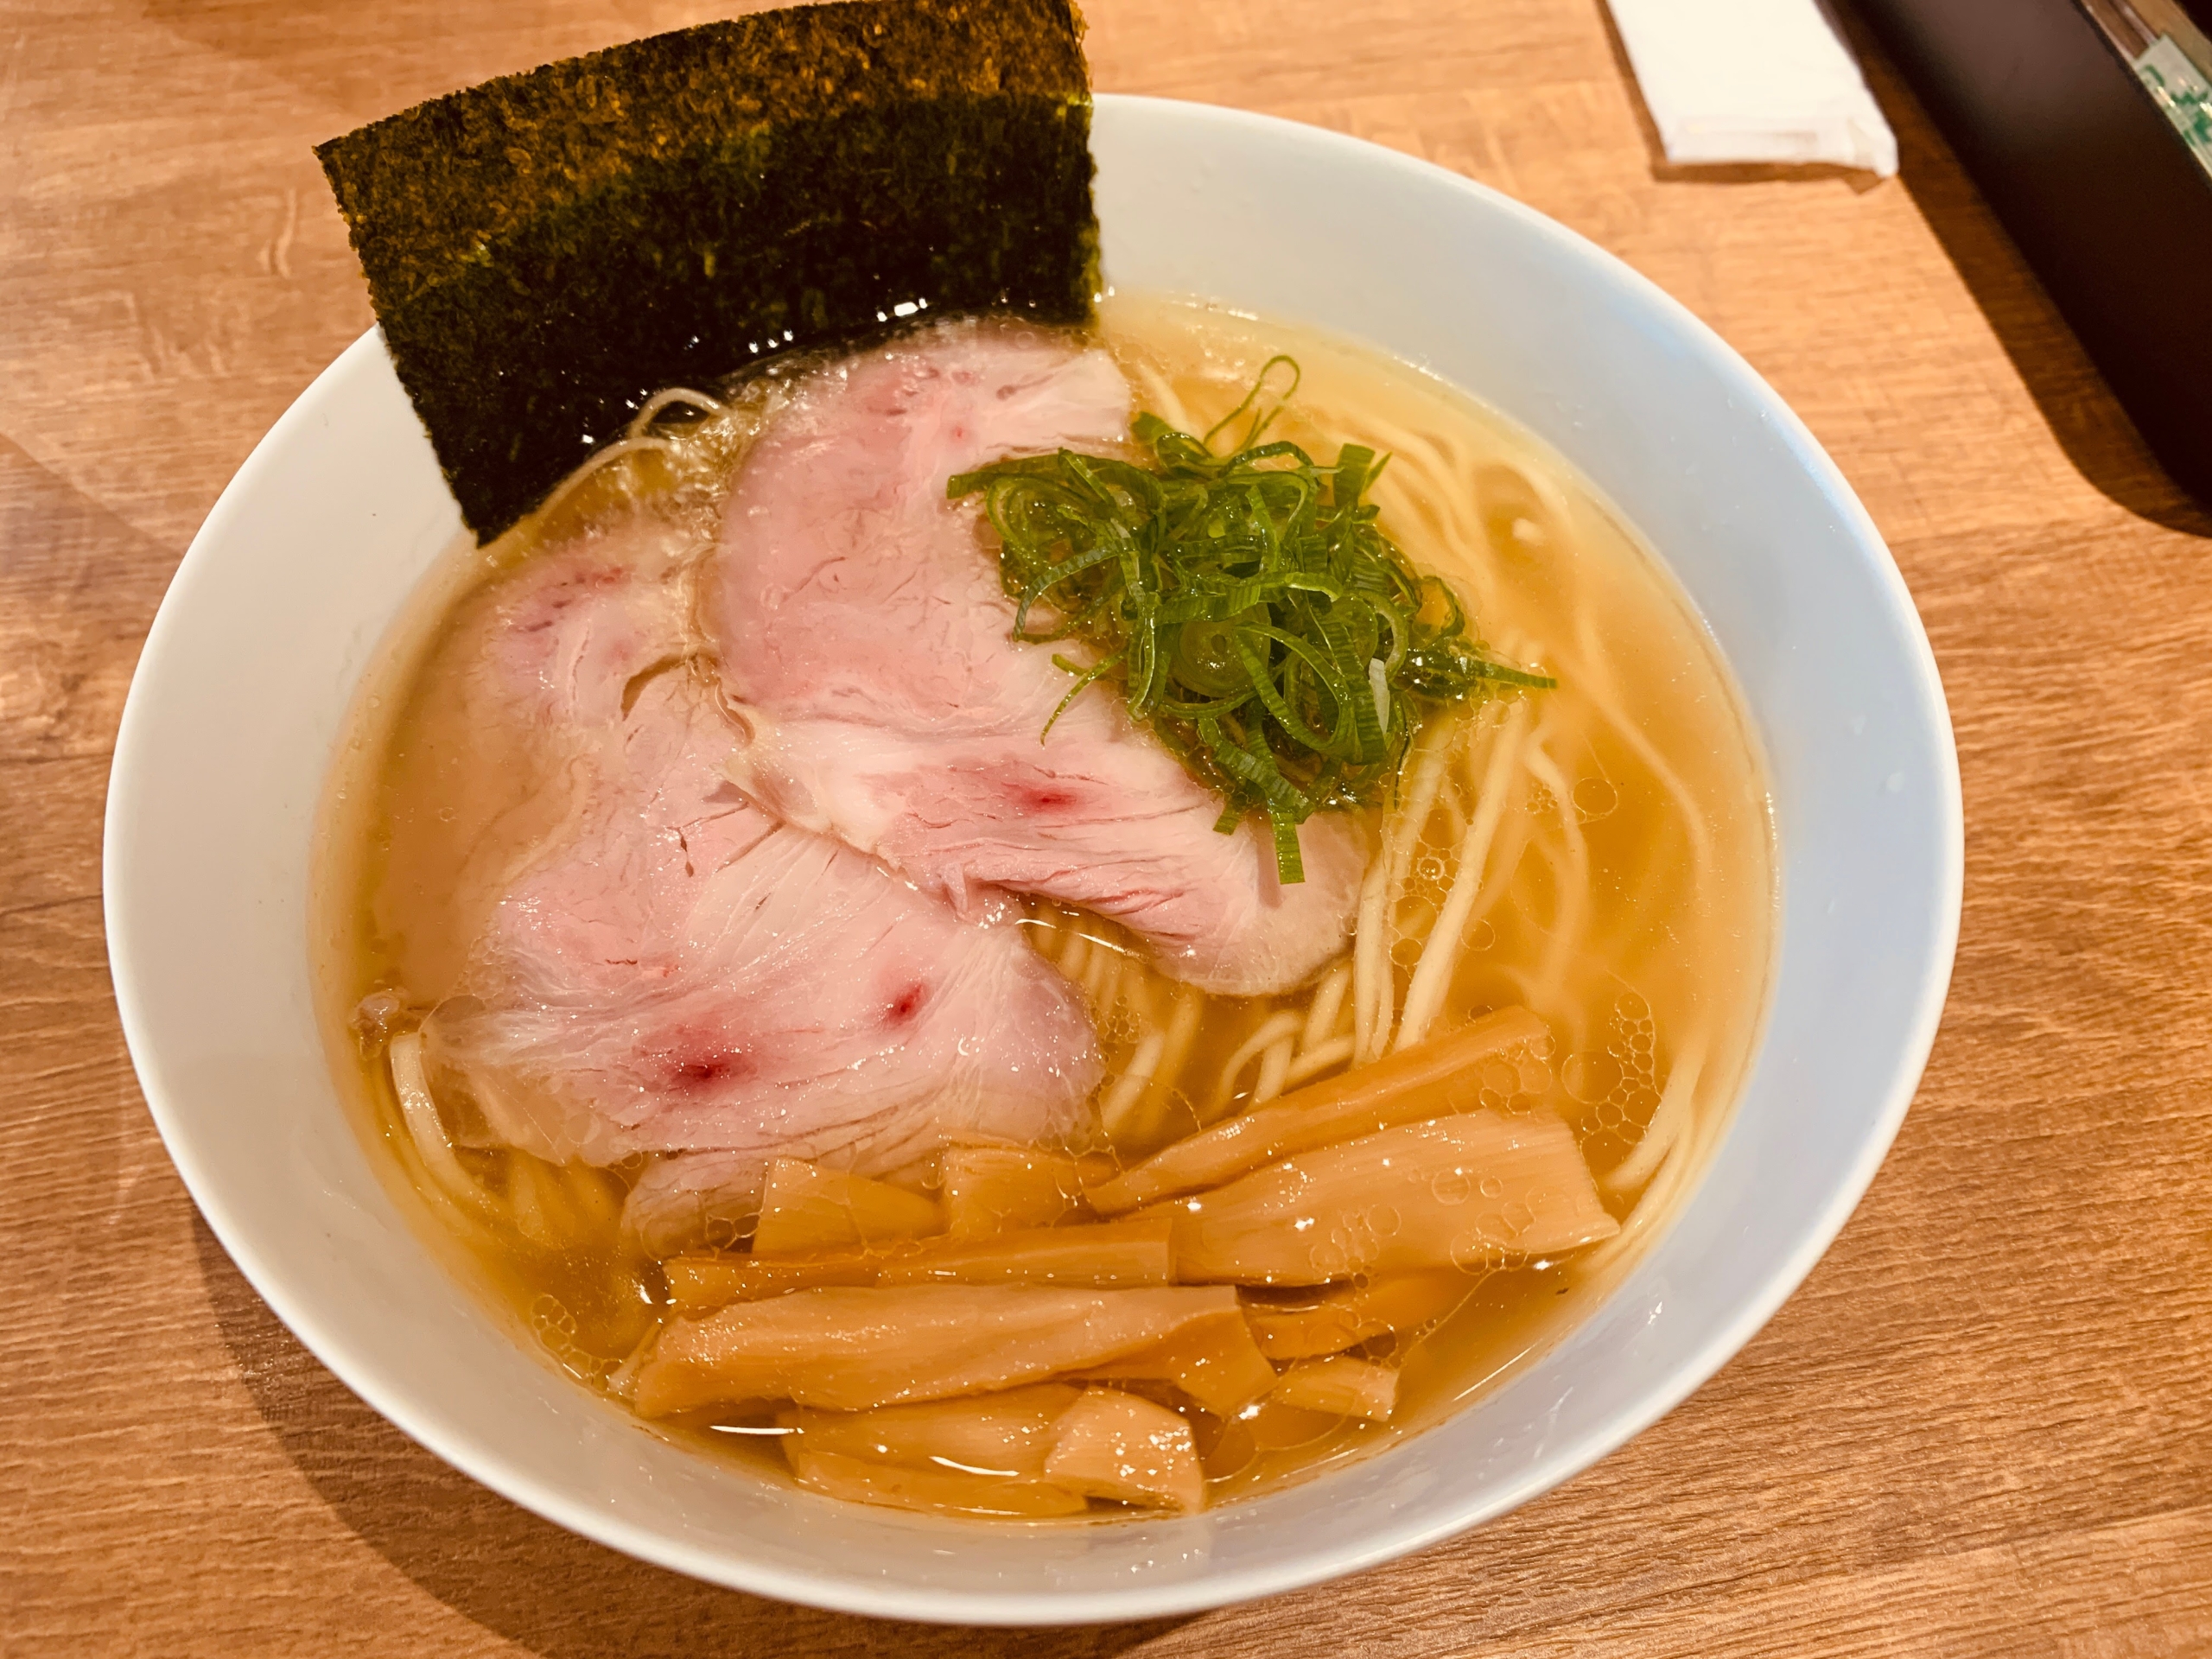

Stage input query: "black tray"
[{"left": 1847, "top": 0, "right": 2212, "bottom": 507}]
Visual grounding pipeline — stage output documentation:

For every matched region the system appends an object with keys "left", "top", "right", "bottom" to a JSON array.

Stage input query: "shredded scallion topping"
[{"left": 947, "top": 358, "right": 1555, "bottom": 884}]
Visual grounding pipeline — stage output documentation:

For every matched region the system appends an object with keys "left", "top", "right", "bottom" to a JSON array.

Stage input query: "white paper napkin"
[{"left": 1606, "top": 0, "right": 1899, "bottom": 176}]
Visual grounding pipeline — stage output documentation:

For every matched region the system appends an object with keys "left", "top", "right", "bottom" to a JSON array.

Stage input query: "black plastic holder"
[{"left": 1848, "top": 0, "right": 2212, "bottom": 508}]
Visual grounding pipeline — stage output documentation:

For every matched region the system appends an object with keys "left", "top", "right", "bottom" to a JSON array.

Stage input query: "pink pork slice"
[
  {"left": 705, "top": 321, "right": 1370, "bottom": 998},
  {"left": 417, "top": 514, "right": 1102, "bottom": 1244}
]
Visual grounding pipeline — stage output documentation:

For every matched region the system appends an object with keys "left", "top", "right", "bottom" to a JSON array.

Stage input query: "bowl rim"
[{"left": 105, "top": 92, "right": 1963, "bottom": 1624}]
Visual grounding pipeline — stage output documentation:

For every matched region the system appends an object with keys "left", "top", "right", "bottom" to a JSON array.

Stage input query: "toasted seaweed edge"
[{"left": 316, "top": 0, "right": 1099, "bottom": 540}]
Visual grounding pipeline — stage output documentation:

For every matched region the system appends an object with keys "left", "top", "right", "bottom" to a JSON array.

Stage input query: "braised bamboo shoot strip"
[
  {"left": 750, "top": 1159, "right": 944, "bottom": 1258},
  {"left": 631, "top": 1285, "right": 1240, "bottom": 1414},
  {"left": 1042, "top": 1389, "right": 1206, "bottom": 1511},
  {"left": 939, "top": 1144, "right": 1113, "bottom": 1237},
  {"left": 1082, "top": 1306, "right": 1280, "bottom": 1416},
  {"left": 663, "top": 1253, "right": 882, "bottom": 1316},
  {"left": 1086, "top": 1006, "right": 1550, "bottom": 1213},
  {"left": 1242, "top": 1270, "right": 1476, "bottom": 1360},
  {"left": 875, "top": 1214, "right": 1175, "bottom": 1287},
  {"left": 664, "top": 1215, "right": 1178, "bottom": 1317},
  {"left": 1272, "top": 1357, "right": 1399, "bottom": 1422},
  {"left": 783, "top": 1446, "right": 1087, "bottom": 1518},
  {"left": 777, "top": 1383, "right": 1081, "bottom": 1477},
  {"left": 1166, "top": 1113, "right": 1617, "bottom": 1286}
]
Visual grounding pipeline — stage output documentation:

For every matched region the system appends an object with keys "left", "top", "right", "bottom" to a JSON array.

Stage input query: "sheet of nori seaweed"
[{"left": 316, "top": 0, "right": 1097, "bottom": 541}]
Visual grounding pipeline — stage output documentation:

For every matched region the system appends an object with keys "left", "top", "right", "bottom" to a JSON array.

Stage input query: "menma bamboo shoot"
[
  {"left": 1242, "top": 1271, "right": 1475, "bottom": 1360},
  {"left": 631, "top": 1285, "right": 1239, "bottom": 1414},
  {"left": 1167, "top": 1112, "right": 1617, "bottom": 1286},
  {"left": 1086, "top": 1007, "right": 1550, "bottom": 1214},
  {"left": 1042, "top": 1389, "right": 1205, "bottom": 1510}
]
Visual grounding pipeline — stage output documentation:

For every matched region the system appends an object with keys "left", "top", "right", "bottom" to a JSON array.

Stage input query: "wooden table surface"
[{"left": 7, "top": 0, "right": 2212, "bottom": 1652}]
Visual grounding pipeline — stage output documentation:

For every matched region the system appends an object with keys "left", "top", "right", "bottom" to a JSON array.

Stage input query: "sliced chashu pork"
[
  {"left": 706, "top": 321, "right": 1370, "bottom": 996},
  {"left": 415, "top": 515, "right": 1101, "bottom": 1247}
]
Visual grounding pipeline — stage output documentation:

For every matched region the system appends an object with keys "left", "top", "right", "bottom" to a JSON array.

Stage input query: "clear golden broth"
[{"left": 313, "top": 293, "right": 1776, "bottom": 1515}]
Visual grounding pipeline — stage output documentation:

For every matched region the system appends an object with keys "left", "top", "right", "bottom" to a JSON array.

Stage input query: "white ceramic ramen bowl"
[{"left": 105, "top": 95, "right": 1961, "bottom": 1624}]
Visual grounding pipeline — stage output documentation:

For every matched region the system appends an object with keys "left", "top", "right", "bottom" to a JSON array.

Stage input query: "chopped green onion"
[{"left": 947, "top": 359, "right": 1555, "bottom": 883}]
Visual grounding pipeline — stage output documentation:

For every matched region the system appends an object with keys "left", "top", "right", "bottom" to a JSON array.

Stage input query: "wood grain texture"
[{"left": 4, "top": 0, "right": 2210, "bottom": 1652}]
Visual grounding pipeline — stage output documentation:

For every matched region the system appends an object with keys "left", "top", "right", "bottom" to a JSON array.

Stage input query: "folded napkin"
[{"left": 1606, "top": 0, "right": 1898, "bottom": 176}]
